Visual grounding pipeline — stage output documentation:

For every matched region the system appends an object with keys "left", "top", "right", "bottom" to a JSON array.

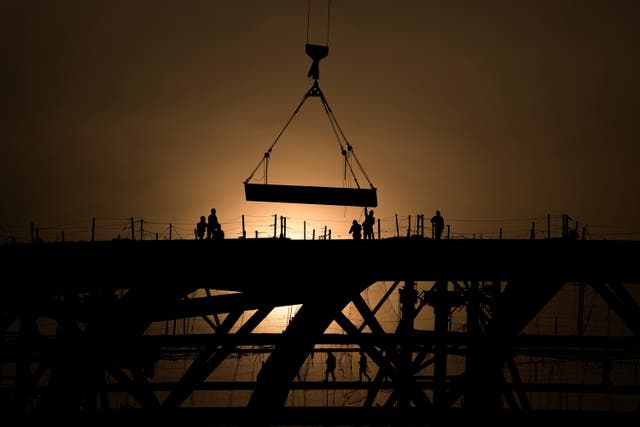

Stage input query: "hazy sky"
[{"left": 3, "top": 0, "right": 639, "bottom": 241}]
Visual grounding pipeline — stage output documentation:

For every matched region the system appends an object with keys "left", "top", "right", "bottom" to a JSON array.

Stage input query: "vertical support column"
[
  {"left": 17, "top": 311, "right": 34, "bottom": 414},
  {"left": 433, "top": 279, "right": 449, "bottom": 409},
  {"left": 464, "top": 280, "right": 481, "bottom": 410},
  {"left": 397, "top": 280, "right": 418, "bottom": 408},
  {"left": 466, "top": 280, "right": 508, "bottom": 416},
  {"left": 242, "top": 215, "right": 246, "bottom": 239},
  {"left": 577, "top": 283, "right": 585, "bottom": 336},
  {"left": 273, "top": 215, "right": 277, "bottom": 238}
]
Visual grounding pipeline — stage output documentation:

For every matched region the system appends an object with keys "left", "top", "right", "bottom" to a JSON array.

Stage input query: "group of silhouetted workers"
[
  {"left": 323, "top": 350, "right": 371, "bottom": 382},
  {"left": 348, "top": 207, "right": 376, "bottom": 240},
  {"left": 195, "top": 208, "right": 224, "bottom": 240},
  {"left": 349, "top": 208, "right": 446, "bottom": 240},
  {"left": 194, "top": 207, "right": 445, "bottom": 240}
]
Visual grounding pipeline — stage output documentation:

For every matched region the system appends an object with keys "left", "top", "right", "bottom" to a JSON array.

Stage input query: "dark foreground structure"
[{"left": 2, "top": 238, "right": 639, "bottom": 426}]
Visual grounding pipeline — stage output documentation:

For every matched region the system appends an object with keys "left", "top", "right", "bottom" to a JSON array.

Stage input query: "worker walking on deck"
[
  {"left": 359, "top": 351, "right": 371, "bottom": 382},
  {"left": 324, "top": 351, "right": 337, "bottom": 382}
]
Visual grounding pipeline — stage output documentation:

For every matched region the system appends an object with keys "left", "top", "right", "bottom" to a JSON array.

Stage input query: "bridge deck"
[
  {"left": 2, "top": 238, "right": 639, "bottom": 424},
  {"left": 2, "top": 238, "right": 639, "bottom": 295}
]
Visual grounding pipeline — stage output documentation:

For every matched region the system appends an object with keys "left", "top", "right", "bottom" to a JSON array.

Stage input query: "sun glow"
[{"left": 257, "top": 304, "right": 303, "bottom": 333}]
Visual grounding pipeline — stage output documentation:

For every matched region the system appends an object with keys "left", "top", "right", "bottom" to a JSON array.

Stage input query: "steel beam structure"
[{"left": 1, "top": 238, "right": 639, "bottom": 426}]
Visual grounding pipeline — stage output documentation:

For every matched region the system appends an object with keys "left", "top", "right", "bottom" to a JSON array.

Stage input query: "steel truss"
[{"left": 2, "top": 239, "right": 639, "bottom": 426}]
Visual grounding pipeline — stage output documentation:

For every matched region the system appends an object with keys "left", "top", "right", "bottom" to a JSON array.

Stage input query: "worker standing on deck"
[
  {"left": 195, "top": 216, "right": 207, "bottom": 240},
  {"left": 349, "top": 219, "right": 362, "bottom": 240},
  {"left": 207, "top": 208, "right": 220, "bottom": 239},
  {"left": 431, "top": 210, "right": 445, "bottom": 240},
  {"left": 363, "top": 208, "right": 375, "bottom": 240}
]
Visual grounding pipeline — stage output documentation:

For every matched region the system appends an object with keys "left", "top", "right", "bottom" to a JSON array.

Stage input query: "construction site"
[{"left": 3, "top": 2, "right": 639, "bottom": 425}]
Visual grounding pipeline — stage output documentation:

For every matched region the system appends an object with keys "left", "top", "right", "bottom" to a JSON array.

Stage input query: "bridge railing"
[{"left": 2, "top": 212, "right": 637, "bottom": 244}]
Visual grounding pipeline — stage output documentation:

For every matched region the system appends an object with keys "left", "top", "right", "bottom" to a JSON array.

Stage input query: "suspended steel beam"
[{"left": 244, "top": 183, "right": 377, "bottom": 207}]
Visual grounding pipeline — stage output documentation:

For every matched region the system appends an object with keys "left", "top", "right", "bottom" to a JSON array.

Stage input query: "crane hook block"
[
  {"left": 245, "top": 183, "right": 377, "bottom": 207},
  {"left": 305, "top": 43, "right": 329, "bottom": 80}
]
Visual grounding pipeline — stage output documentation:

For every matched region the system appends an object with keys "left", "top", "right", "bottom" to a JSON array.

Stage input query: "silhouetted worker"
[
  {"left": 195, "top": 216, "right": 207, "bottom": 240},
  {"left": 430, "top": 210, "right": 445, "bottom": 240},
  {"left": 213, "top": 225, "right": 225, "bottom": 240},
  {"left": 363, "top": 207, "right": 375, "bottom": 240},
  {"left": 359, "top": 351, "right": 371, "bottom": 382},
  {"left": 349, "top": 219, "right": 362, "bottom": 240},
  {"left": 324, "top": 351, "right": 337, "bottom": 382},
  {"left": 207, "top": 208, "right": 220, "bottom": 239}
]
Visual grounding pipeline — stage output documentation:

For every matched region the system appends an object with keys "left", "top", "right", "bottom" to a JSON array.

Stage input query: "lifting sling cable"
[
  {"left": 243, "top": 78, "right": 377, "bottom": 207},
  {"left": 318, "top": 88, "right": 363, "bottom": 190},
  {"left": 318, "top": 89, "right": 375, "bottom": 190},
  {"left": 246, "top": 0, "right": 333, "bottom": 185},
  {"left": 244, "top": 80, "right": 374, "bottom": 191},
  {"left": 244, "top": 92, "right": 308, "bottom": 184}
]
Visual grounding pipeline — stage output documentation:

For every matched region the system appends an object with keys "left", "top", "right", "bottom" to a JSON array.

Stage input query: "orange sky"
[{"left": 2, "top": 0, "right": 639, "bottom": 242}]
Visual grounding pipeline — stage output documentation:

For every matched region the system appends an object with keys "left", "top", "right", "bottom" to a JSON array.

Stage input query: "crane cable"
[
  {"left": 245, "top": 0, "right": 375, "bottom": 191},
  {"left": 244, "top": 91, "right": 309, "bottom": 184},
  {"left": 318, "top": 88, "right": 374, "bottom": 190},
  {"left": 246, "top": 1, "right": 332, "bottom": 185},
  {"left": 304, "top": 0, "right": 374, "bottom": 190},
  {"left": 306, "top": 0, "right": 331, "bottom": 46},
  {"left": 244, "top": 84, "right": 375, "bottom": 190}
]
